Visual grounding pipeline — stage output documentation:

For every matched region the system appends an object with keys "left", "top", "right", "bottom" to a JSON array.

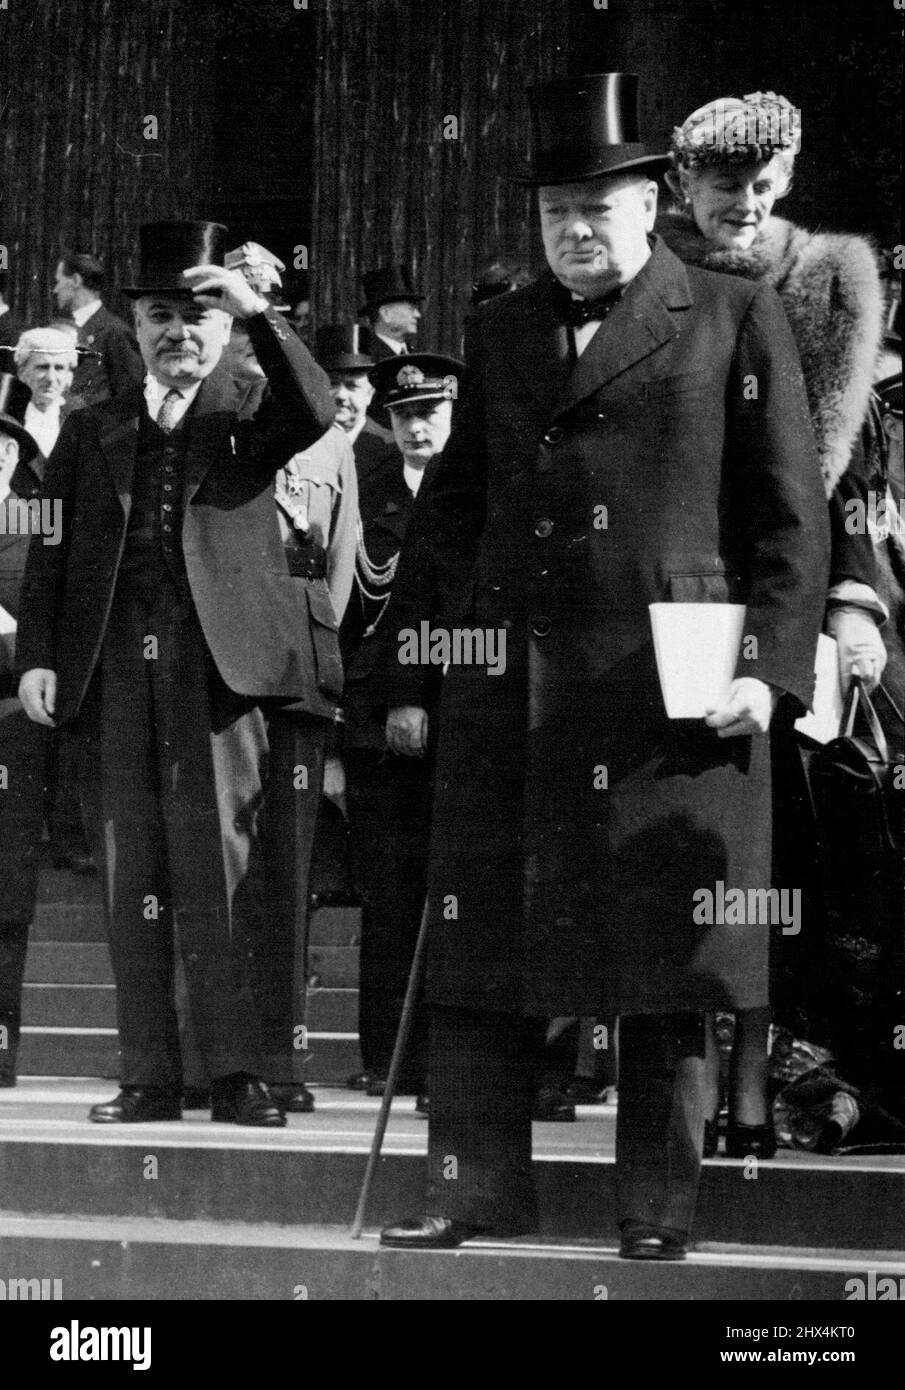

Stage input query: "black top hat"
[
  {"left": 360, "top": 266, "right": 424, "bottom": 315},
  {"left": 0, "top": 373, "right": 38, "bottom": 464},
  {"left": 515, "top": 72, "right": 669, "bottom": 186},
  {"left": 369, "top": 353, "right": 464, "bottom": 410},
  {"left": 316, "top": 324, "right": 374, "bottom": 372},
  {"left": 122, "top": 221, "right": 229, "bottom": 299}
]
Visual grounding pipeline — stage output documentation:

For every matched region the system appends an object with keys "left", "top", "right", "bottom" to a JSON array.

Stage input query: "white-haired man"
[{"left": 15, "top": 328, "right": 79, "bottom": 460}]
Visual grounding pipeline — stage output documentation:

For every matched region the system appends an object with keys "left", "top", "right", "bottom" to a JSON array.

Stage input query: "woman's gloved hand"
[{"left": 826, "top": 605, "right": 887, "bottom": 693}]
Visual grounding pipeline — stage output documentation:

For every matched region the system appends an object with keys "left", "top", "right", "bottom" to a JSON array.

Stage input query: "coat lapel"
[
  {"left": 97, "top": 395, "right": 143, "bottom": 512},
  {"left": 551, "top": 237, "right": 694, "bottom": 419},
  {"left": 502, "top": 276, "right": 572, "bottom": 419},
  {"left": 183, "top": 366, "right": 240, "bottom": 501}
]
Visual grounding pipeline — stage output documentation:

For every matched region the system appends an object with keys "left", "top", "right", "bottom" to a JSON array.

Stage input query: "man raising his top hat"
[
  {"left": 378, "top": 74, "right": 829, "bottom": 1257},
  {"left": 17, "top": 220, "right": 336, "bottom": 1126}
]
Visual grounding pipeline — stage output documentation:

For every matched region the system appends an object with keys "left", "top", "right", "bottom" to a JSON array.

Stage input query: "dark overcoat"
[
  {"left": 383, "top": 237, "right": 830, "bottom": 1017},
  {"left": 69, "top": 303, "right": 145, "bottom": 407},
  {"left": 16, "top": 308, "right": 339, "bottom": 723}
]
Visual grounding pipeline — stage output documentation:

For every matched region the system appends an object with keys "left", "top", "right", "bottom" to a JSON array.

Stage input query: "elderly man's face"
[
  {"left": 389, "top": 399, "right": 452, "bottom": 466},
  {"left": 378, "top": 299, "right": 421, "bottom": 339},
  {"left": 680, "top": 156, "right": 787, "bottom": 251},
  {"left": 329, "top": 371, "right": 373, "bottom": 439},
  {"left": 19, "top": 351, "right": 76, "bottom": 409},
  {"left": 134, "top": 295, "right": 232, "bottom": 387},
  {"left": 538, "top": 175, "right": 658, "bottom": 294}
]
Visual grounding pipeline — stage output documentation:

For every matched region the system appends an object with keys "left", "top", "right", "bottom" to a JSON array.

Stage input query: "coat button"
[
  {"left": 531, "top": 616, "right": 552, "bottom": 638},
  {"left": 543, "top": 425, "right": 564, "bottom": 445},
  {"left": 534, "top": 518, "right": 554, "bottom": 539}
]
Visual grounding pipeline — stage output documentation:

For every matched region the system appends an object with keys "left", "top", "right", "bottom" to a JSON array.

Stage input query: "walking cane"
[{"left": 350, "top": 894, "right": 430, "bottom": 1238}]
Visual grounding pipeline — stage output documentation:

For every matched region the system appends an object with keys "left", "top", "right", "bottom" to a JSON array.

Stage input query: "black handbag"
[{"left": 809, "top": 676, "right": 904, "bottom": 862}]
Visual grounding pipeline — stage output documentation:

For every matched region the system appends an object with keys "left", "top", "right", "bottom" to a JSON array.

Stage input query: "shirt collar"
[{"left": 72, "top": 298, "right": 102, "bottom": 327}]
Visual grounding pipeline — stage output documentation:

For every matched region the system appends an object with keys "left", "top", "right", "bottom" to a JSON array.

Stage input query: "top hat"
[
  {"left": 515, "top": 73, "right": 669, "bottom": 186},
  {"left": 122, "top": 220, "right": 229, "bottom": 299},
  {"left": 360, "top": 265, "right": 424, "bottom": 315},
  {"left": 316, "top": 324, "right": 374, "bottom": 372},
  {"left": 369, "top": 352, "right": 464, "bottom": 410},
  {"left": 0, "top": 373, "right": 38, "bottom": 464}
]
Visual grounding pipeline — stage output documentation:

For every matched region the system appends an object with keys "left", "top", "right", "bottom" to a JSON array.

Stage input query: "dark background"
[{"left": 0, "top": 0, "right": 900, "bottom": 352}]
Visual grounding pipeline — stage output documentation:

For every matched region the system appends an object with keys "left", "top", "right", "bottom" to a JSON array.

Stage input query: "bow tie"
[{"left": 563, "top": 289, "right": 624, "bottom": 327}]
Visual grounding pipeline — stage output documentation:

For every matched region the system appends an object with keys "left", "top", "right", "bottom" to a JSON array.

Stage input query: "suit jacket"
[
  {"left": 17, "top": 308, "right": 338, "bottom": 723},
  {"left": 0, "top": 457, "right": 43, "bottom": 695},
  {"left": 69, "top": 303, "right": 144, "bottom": 408},
  {"left": 383, "top": 236, "right": 831, "bottom": 1017},
  {"left": 0, "top": 308, "right": 26, "bottom": 352}
]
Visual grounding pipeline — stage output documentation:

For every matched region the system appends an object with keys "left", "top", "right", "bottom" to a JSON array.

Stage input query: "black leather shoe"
[
  {"left": 415, "top": 1093, "right": 430, "bottom": 1116},
  {"left": 619, "top": 1222, "right": 688, "bottom": 1261},
  {"left": 270, "top": 1083, "right": 315, "bottom": 1113},
  {"left": 210, "top": 1075, "right": 286, "bottom": 1127},
  {"left": 182, "top": 1087, "right": 210, "bottom": 1110},
  {"left": 703, "top": 1117, "right": 720, "bottom": 1157},
  {"left": 346, "top": 1071, "right": 377, "bottom": 1091},
  {"left": 89, "top": 1088, "right": 182, "bottom": 1123},
  {"left": 365, "top": 1076, "right": 387, "bottom": 1098},
  {"left": 725, "top": 1120, "right": 777, "bottom": 1160},
  {"left": 380, "top": 1216, "right": 492, "bottom": 1249},
  {"left": 533, "top": 1086, "right": 576, "bottom": 1122}
]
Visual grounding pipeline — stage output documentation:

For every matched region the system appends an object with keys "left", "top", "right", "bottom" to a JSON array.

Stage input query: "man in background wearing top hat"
[
  {"left": 17, "top": 220, "right": 336, "bottom": 1126},
  {"left": 317, "top": 323, "right": 394, "bottom": 468},
  {"left": 0, "top": 375, "right": 51, "bottom": 1086},
  {"left": 341, "top": 353, "right": 462, "bottom": 1098},
  {"left": 378, "top": 74, "right": 829, "bottom": 1257},
  {"left": 361, "top": 266, "right": 424, "bottom": 431}
]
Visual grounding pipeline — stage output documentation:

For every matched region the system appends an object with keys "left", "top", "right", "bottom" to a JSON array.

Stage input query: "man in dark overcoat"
[
  {"left": 0, "top": 375, "right": 50, "bottom": 1085},
  {"left": 379, "top": 74, "right": 830, "bottom": 1258},
  {"left": 17, "top": 221, "right": 336, "bottom": 1126}
]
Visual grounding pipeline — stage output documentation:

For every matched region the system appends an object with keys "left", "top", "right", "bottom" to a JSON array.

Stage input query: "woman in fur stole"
[{"left": 661, "top": 91, "right": 891, "bottom": 1155}]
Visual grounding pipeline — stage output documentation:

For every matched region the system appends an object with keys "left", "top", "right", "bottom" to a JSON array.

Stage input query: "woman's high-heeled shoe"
[{"left": 725, "top": 1119, "right": 777, "bottom": 1160}]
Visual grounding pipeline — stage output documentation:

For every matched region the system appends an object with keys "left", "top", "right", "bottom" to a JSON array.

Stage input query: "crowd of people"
[{"left": 0, "top": 74, "right": 902, "bottom": 1259}]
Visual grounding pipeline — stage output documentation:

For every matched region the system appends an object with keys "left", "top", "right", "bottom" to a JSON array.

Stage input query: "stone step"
[
  {"left": 15, "top": 1030, "right": 360, "bottom": 1083},
  {"left": 24, "top": 943, "right": 114, "bottom": 985},
  {"left": 22, "top": 987, "right": 356, "bottom": 1035},
  {"left": 306, "top": 989, "right": 358, "bottom": 1034},
  {"left": 22, "top": 984, "right": 116, "bottom": 1029},
  {"left": 28, "top": 904, "right": 358, "bottom": 945},
  {"left": 0, "top": 1092, "right": 902, "bottom": 1254},
  {"left": 1, "top": 1214, "right": 902, "bottom": 1301},
  {"left": 308, "top": 946, "right": 358, "bottom": 988},
  {"left": 31, "top": 903, "right": 108, "bottom": 942}
]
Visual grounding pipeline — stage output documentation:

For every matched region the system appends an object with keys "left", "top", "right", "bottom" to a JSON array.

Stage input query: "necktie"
[{"left": 156, "top": 388, "right": 183, "bottom": 434}]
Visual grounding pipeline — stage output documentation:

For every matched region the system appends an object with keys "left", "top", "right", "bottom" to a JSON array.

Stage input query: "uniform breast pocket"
[{"left": 277, "top": 455, "right": 342, "bottom": 549}]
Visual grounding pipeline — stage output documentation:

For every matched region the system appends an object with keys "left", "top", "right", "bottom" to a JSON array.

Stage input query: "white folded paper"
[
  {"left": 649, "top": 603, "right": 746, "bottom": 718},
  {"left": 794, "top": 633, "right": 843, "bottom": 745}
]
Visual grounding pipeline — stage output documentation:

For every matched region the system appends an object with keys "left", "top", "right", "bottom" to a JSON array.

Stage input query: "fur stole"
[{"left": 658, "top": 212, "right": 884, "bottom": 496}]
